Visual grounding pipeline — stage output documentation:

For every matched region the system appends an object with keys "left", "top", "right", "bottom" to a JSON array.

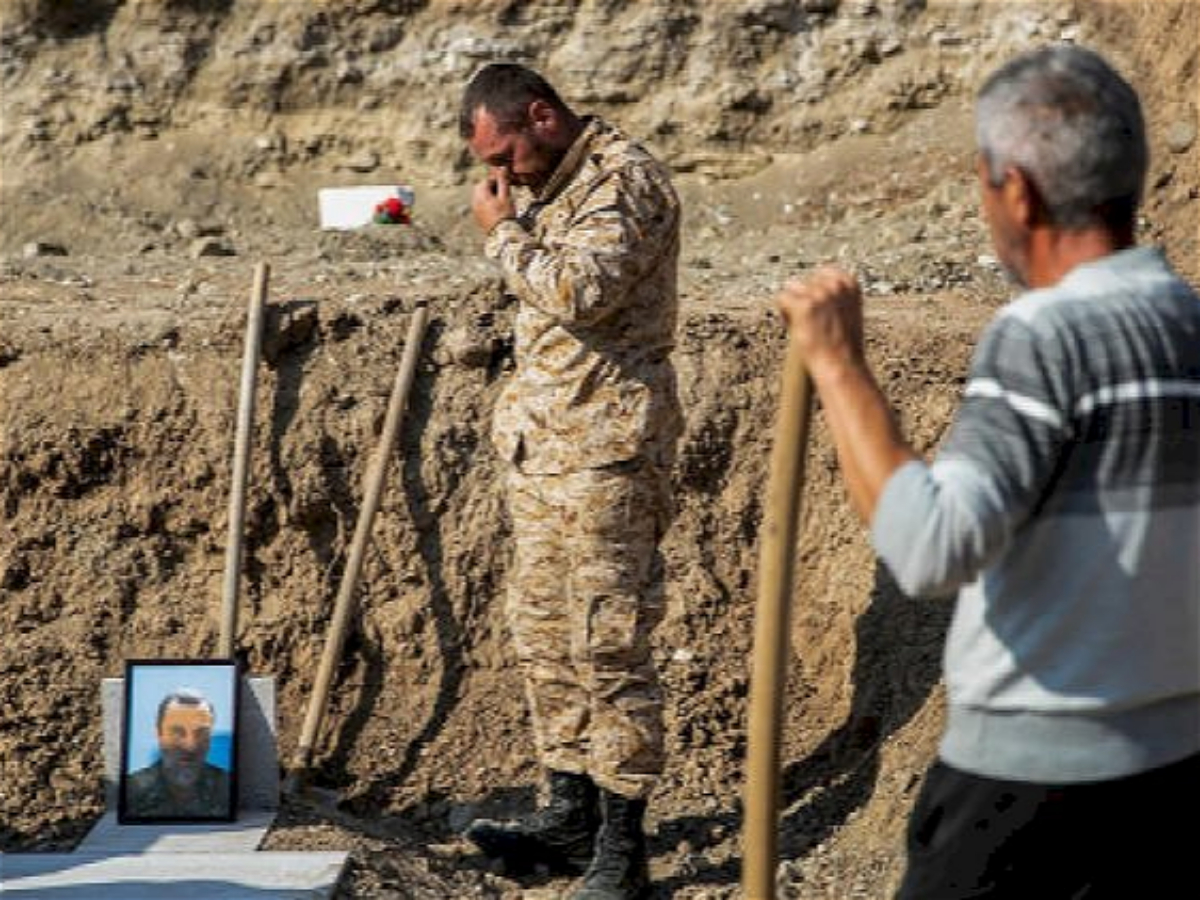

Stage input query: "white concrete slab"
[
  {"left": 76, "top": 811, "right": 275, "bottom": 854},
  {"left": 0, "top": 851, "right": 349, "bottom": 898}
]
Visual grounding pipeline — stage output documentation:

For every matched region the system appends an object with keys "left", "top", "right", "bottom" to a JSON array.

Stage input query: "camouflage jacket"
[
  {"left": 123, "top": 761, "right": 232, "bottom": 820},
  {"left": 485, "top": 116, "right": 683, "bottom": 474}
]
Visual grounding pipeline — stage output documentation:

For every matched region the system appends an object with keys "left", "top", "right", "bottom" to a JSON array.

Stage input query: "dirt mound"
[{"left": 1, "top": 2, "right": 1195, "bottom": 897}]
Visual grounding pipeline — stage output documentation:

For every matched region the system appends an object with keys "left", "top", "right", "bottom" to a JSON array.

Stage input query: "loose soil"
[{"left": 0, "top": 2, "right": 1195, "bottom": 897}]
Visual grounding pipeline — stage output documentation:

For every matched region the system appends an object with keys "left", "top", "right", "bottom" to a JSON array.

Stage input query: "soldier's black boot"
[
  {"left": 572, "top": 790, "right": 650, "bottom": 900},
  {"left": 465, "top": 770, "right": 600, "bottom": 875}
]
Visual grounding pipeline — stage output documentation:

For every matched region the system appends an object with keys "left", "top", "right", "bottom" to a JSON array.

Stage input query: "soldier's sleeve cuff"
[{"left": 484, "top": 217, "right": 525, "bottom": 259}]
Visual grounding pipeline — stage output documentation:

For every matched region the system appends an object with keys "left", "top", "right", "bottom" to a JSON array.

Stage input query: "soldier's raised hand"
[{"left": 471, "top": 167, "right": 516, "bottom": 234}]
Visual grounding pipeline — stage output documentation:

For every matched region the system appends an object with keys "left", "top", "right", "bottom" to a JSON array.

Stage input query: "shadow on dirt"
[
  {"left": 651, "top": 561, "right": 951, "bottom": 895},
  {"left": 777, "top": 563, "right": 951, "bottom": 856},
  {"left": 0, "top": 813, "right": 103, "bottom": 854},
  {"left": 260, "top": 299, "right": 327, "bottom": 592},
  {"left": 8, "top": 0, "right": 122, "bottom": 41},
  {"left": 325, "top": 326, "right": 471, "bottom": 811}
]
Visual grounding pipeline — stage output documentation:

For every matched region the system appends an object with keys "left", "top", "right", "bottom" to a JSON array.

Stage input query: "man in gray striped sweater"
[{"left": 777, "top": 45, "right": 1199, "bottom": 898}]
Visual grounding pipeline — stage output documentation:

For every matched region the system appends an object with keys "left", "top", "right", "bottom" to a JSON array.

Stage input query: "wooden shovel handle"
[
  {"left": 290, "top": 303, "right": 430, "bottom": 782},
  {"left": 218, "top": 261, "right": 269, "bottom": 659},
  {"left": 743, "top": 337, "right": 814, "bottom": 900}
]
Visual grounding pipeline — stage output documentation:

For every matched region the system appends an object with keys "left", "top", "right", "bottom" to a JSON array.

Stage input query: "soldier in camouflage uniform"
[{"left": 459, "top": 63, "right": 682, "bottom": 900}]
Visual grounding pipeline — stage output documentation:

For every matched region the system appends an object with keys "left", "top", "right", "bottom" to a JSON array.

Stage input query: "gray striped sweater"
[{"left": 873, "top": 246, "right": 1200, "bottom": 782}]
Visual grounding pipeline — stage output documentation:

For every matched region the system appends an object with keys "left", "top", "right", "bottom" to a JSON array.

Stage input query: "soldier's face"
[
  {"left": 157, "top": 705, "right": 213, "bottom": 787},
  {"left": 469, "top": 106, "right": 559, "bottom": 191}
]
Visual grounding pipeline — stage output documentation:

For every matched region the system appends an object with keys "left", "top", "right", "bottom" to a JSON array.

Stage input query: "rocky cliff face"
[
  {"left": 1, "top": 1, "right": 1122, "bottom": 249},
  {"left": 3, "top": 1, "right": 933, "bottom": 171},
  {"left": 0, "top": 2, "right": 1195, "bottom": 898}
]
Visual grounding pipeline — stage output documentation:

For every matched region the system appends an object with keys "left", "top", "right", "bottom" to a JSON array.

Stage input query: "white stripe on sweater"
[
  {"left": 1075, "top": 379, "right": 1200, "bottom": 416},
  {"left": 964, "top": 378, "right": 1066, "bottom": 430}
]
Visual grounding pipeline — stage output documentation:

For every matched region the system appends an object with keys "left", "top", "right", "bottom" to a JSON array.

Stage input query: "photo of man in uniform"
[{"left": 122, "top": 687, "right": 233, "bottom": 821}]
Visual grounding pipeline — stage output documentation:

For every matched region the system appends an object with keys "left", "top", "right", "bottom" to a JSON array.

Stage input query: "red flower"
[{"left": 373, "top": 195, "right": 411, "bottom": 224}]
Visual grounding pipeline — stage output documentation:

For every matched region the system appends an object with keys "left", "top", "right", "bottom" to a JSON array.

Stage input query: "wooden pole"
[
  {"left": 743, "top": 337, "right": 814, "bottom": 900},
  {"left": 218, "top": 261, "right": 269, "bottom": 659},
  {"left": 287, "top": 302, "right": 430, "bottom": 790}
]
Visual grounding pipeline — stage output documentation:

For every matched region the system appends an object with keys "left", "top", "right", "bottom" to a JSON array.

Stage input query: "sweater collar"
[{"left": 1058, "top": 245, "right": 1167, "bottom": 289}]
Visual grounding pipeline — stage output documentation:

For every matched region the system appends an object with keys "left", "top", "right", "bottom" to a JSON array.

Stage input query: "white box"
[{"left": 317, "top": 185, "right": 414, "bottom": 230}]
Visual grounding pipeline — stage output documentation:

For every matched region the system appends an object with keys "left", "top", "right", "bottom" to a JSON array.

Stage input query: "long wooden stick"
[
  {"left": 743, "top": 337, "right": 814, "bottom": 900},
  {"left": 288, "top": 302, "right": 430, "bottom": 789},
  {"left": 218, "top": 261, "right": 269, "bottom": 659}
]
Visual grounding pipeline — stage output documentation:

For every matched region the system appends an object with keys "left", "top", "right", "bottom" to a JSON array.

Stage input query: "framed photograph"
[{"left": 118, "top": 659, "right": 240, "bottom": 824}]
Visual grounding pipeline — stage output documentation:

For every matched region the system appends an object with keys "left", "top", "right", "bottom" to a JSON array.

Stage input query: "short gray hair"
[{"left": 976, "top": 44, "right": 1146, "bottom": 229}]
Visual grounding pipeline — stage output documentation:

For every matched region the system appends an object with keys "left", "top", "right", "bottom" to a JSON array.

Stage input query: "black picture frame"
[{"left": 117, "top": 659, "right": 240, "bottom": 824}]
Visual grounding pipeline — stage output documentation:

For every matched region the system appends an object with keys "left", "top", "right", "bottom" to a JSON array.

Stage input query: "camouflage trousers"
[{"left": 505, "top": 457, "right": 673, "bottom": 800}]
